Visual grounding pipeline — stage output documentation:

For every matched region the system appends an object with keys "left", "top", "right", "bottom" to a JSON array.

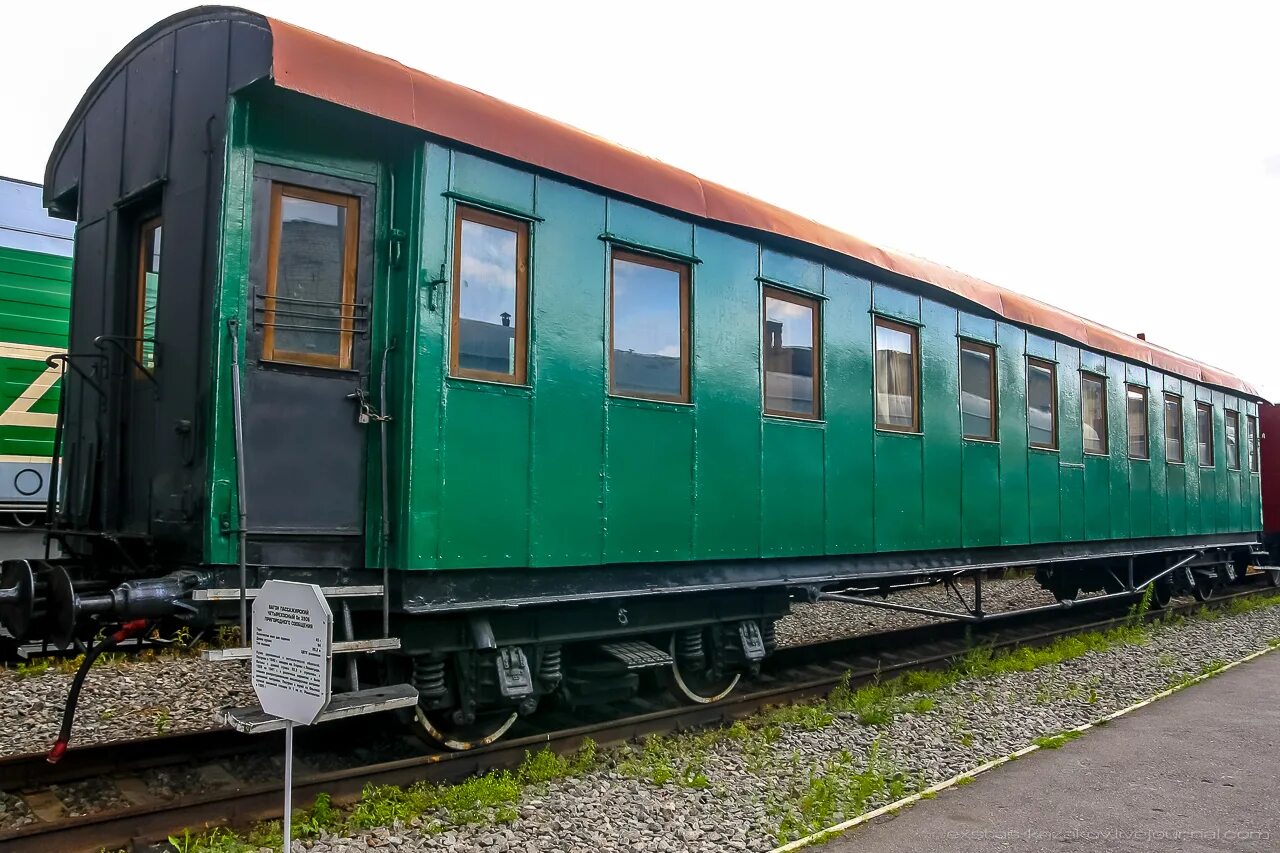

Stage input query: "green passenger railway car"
[
  {"left": 0, "top": 9, "right": 1267, "bottom": 747},
  {"left": 0, "top": 177, "right": 71, "bottom": 522}
]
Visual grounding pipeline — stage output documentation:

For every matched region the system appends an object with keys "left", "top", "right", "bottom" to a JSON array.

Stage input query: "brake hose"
[{"left": 46, "top": 619, "right": 151, "bottom": 764}]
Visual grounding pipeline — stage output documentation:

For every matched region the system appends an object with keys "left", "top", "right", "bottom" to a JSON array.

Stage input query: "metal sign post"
[{"left": 251, "top": 581, "right": 333, "bottom": 852}]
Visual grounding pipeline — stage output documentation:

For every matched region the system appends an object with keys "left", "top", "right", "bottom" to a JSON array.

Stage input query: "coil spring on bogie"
[
  {"left": 538, "top": 645, "right": 562, "bottom": 684},
  {"left": 412, "top": 657, "right": 447, "bottom": 698},
  {"left": 676, "top": 627, "right": 705, "bottom": 660}
]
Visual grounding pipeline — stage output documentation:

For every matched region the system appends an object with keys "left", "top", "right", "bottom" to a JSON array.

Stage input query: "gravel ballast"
[
  {"left": 296, "top": 599, "right": 1280, "bottom": 853},
  {"left": 0, "top": 655, "right": 254, "bottom": 759}
]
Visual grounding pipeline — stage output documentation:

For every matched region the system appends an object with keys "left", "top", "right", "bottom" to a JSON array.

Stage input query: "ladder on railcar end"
[{"left": 195, "top": 583, "right": 416, "bottom": 732}]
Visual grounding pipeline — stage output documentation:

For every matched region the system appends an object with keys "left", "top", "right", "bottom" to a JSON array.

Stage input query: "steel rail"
[{"left": 1, "top": 584, "right": 1274, "bottom": 853}]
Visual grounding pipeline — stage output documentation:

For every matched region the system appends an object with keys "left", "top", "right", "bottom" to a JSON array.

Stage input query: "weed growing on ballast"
[{"left": 1032, "top": 730, "right": 1083, "bottom": 750}]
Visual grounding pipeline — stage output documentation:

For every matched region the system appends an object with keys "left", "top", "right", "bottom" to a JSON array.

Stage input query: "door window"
[{"left": 262, "top": 184, "right": 360, "bottom": 369}]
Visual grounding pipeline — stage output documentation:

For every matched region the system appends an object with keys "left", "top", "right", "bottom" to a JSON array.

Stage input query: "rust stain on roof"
[{"left": 266, "top": 16, "right": 1256, "bottom": 397}]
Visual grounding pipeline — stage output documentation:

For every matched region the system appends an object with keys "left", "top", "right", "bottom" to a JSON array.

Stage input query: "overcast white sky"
[{"left": 3, "top": 1, "right": 1276, "bottom": 397}]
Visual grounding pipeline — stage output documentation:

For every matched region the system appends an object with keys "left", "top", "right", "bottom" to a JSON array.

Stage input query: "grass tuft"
[{"left": 1032, "top": 730, "right": 1083, "bottom": 750}]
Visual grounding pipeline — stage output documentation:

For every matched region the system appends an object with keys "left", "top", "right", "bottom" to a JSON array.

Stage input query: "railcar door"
[{"left": 242, "top": 165, "right": 376, "bottom": 567}]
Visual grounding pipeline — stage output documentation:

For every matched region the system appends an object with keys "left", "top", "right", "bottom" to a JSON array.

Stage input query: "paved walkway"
[{"left": 825, "top": 650, "right": 1280, "bottom": 852}]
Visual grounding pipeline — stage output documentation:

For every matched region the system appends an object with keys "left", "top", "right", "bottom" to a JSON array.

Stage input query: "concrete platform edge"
[{"left": 766, "top": 641, "right": 1280, "bottom": 853}]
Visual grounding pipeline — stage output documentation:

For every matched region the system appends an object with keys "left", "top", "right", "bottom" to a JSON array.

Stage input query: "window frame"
[
  {"left": 1126, "top": 384, "right": 1149, "bottom": 460},
  {"left": 761, "top": 286, "right": 822, "bottom": 421},
  {"left": 1196, "top": 402, "right": 1215, "bottom": 468},
  {"left": 958, "top": 339, "right": 997, "bottom": 441},
  {"left": 1163, "top": 393, "right": 1184, "bottom": 464},
  {"left": 1225, "top": 409, "right": 1241, "bottom": 470},
  {"left": 134, "top": 216, "right": 162, "bottom": 370},
  {"left": 1080, "top": 371, "right": 1108, "bottom": 456},
  {"left": 262, "top": 182, "right": 361, "bottom": 370},
  {"left": 1248, "top": 414, "right": 1259, "bottom": 473},
  {"left": 608, "top": 248, "right": 691, "bottom": 403},
  {"left": 1025, "top": 357, "right": 1058, "bottom": 450},
  {"left": 449, "top": 205, "right": 531, "bottom": 385},
  {"left": 872, "top": 317, "right": 920, "bottom": 433}
]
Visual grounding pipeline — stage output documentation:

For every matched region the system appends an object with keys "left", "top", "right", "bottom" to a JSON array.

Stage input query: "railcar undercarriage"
[{"left": 1, "top": 537, "right": 1274, "bottom": 750}]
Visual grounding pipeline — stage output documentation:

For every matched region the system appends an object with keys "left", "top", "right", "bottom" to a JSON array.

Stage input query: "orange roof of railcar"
[{"left": 264, "top": 16, "right": 1256, "bottom": 397}]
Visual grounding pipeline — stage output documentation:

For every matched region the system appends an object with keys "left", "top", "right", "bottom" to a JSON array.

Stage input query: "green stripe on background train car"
[{"left": 0, "top": 245, "right": 71, "bottom": 461}]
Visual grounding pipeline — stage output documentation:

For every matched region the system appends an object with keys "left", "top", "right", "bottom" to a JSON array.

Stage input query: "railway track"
[{"left": 0, "top": 583, "right": 1273, "bottom": 853}]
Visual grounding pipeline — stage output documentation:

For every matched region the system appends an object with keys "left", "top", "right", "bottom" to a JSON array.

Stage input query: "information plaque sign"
[{"left": 251, "top": 580, "right": 333, "bottom": 724}]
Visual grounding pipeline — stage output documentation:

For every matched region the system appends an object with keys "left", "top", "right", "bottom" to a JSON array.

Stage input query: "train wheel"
[
  {"left": 1148, "top": 577, "right": 1173, "bottom": 609},
  {"left": 664, "top": 633, "right": 740, "bottom": 704},
  {"left": 414, "top": 706, "right": 518, "bottom": 751},
  {"left": 1191, "top": 575, "right": 1215, "bottom": 602},
  {"left": 1267, "top": 569, "right": 1280, "bottom": 588}
]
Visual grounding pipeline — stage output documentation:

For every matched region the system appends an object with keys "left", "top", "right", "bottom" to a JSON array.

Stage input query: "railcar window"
[
  {"left": 263, "top": 183, "right": 359, "bottom": 369},
  {"left": 959, "top": 341, "right": 996, "bottom": 440},
  {"left": 1225, "top": 410, "right": 1240, "bottom": 470},
  {"left": 874, "top": 318, "right": 918, "bottom": 432},
  {"left": 1248, "top": 415, "right": 1259, "bottom": 472},
  {"left": 1164, "top": 394, "right": 1183, "bottom": 463},
  {"left": 451, "top": 207, "right": 529, "bottom": 384},
  {"left": 134, "top": 218, "right": 162, "bottom": 370},
  {"left": 1196, "top": 402, "right": 1214, "bottom": 467},
  {"left": 610, "top": 251, "right": 689, "bottom": 402},
  {"left": 1126, "top": 385, "right": 1149, "bottom": 459},
  {"left": 1081, "top": 373, "right": 1107, "bottom": 455},
  {"left": 762, "top": 288, "right": 820, "bottom": 419},
  {"left": 1026, "top": 358, "right": 1057, "bottom": 449}
]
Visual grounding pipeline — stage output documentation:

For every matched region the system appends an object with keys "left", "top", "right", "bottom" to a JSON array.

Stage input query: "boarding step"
[
  {"left": 600, "top": 640, "right": 673, "bottom": 670},
  {"left": 220, "top": 683, "right": 420, "bottom": 733},
  {"left": 193, "top": 584, "right": 384, "bottom": 601},
  {"left": 203, "top": 636, "right": 400, "bottom": 661}
]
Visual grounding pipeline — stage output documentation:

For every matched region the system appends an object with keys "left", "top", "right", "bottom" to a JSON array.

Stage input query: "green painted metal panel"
[
  {"left": 452, "top": 151, "right": 535, "bottom": 213},
  {"left": 1056, "top": 345, "right": 1084, "bottom": 541},
  {"left": 761, "top": 249, "right": 822, "bottom": 294},
  {"left": 874, "top": 431, "right": 923, "bottom": 551},
  {"left": 438, "top": 386, "right": 531, "bottom": 566},
  {"left": 920, "top": 301, "right": 961, "bottom": 549},
  {"left": 604, "top": 401, "right": 694, "bottom": 562},
  {"left": 962, "top": 441, "right": 1001, "bottom": 547},
  {"left": 997, "top": 323, "right": 1029, "bottom": 545},
  {"left": 958, "top": 312, "right": 996, "bottom": 344},
  {"left": 692, "top": 227, "right": 762, "bottom": 559},
  {"left": 1147, "top": 373, "right": 1167, "bottom": 536},
  {"left": 404, "top": 143, "right": 454, "bottom": 566},
  {"left": 1025, "top": 333, "right": 1055, "bottom": 360},
  {"left": 1083, "top": 455, "right": 1112, "bottom": 539},
  {"left": 1027, "top": 450, "right": 1061, "bottom": 542},
  {"left": 872, "top": 286, "right": 920, "bottom": 323},
  {"left": 1106, "top": 358, "right": 1131, "bottom": 538},
  {"left": 762, "top": 419, "right": 825, "bottom": 556},
  {"left": 528, "top": 178, "right": 607, "bottom": 566},
  {"left": 1080, "top": 349, "right": 1106, "bottom": 375},
  {"left": 606, "top": 199, "right": 693, "bottom": 256},
  {"left": 1213, "top": 391, "right": 1228, "bottom": 533},
  {"left": 1129, "top": 462, "right": 1152, "bottom": 537},
  {"left": 823, "top": 270, "right": 874, "bottom": 554}
]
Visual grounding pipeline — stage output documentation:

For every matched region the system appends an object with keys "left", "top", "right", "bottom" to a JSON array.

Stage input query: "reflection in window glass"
[
  {"left": 1197, "top": 403, "right": 1214, "bottom": 467},
  {"left": 763, "top": 290, "right": 819, "bottom": 418},
  {"left": 136, "top": 219, "right": 162, "bottom": 370},
  {"left": 1027, "top": 359, "right": 1056, "bottom": 448},
  {"left": 1225, "top": 410, "right": 1240, "bottom": 469},
  {"left": 1164, "top": 395, "right": 1183, "bottom": 463},
  {"left": 1081, "top": 374, "right": 1107, "bottom": 454},
  {"left": 1127, "top": 385, "right": 1149, "bottom": 458},
  {"left": 266, "top": 185, "right": 358, "bottom": 368},
  {"left": 611, "top": 253, "right": 688, "bottom": 401},
  {"left": 453, "top": 209, "right": 527, "bottom": 382},
  {"left": 1248, "top": 415, "right": 1259, "bottom": 472},
  {"left": 959, "top": 342, "right": 995, "bottom": 439},
  {"left": 874, "top": 319, "right": 917, "bottom": 431}
]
